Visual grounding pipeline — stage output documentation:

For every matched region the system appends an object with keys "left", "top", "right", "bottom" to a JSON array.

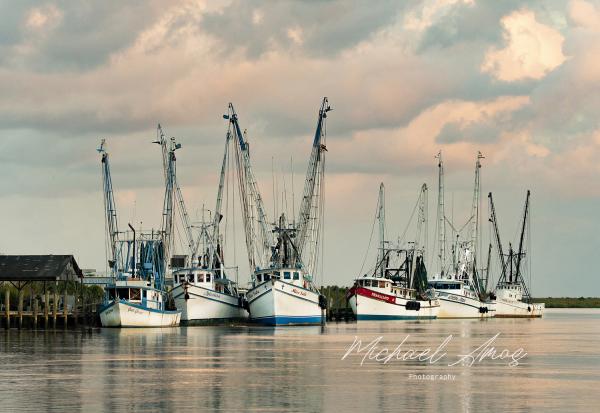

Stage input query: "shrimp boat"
[
  {"left": 429, "top": 152, "right": 494, "bottom": 318},
  {"left": 225, "top": 99, "right": 331, "bottom": 325},
  {"left": 245, "top": 215, "right": 326, "bottom": 325},
  {"left": 348, "top": 183, "right": 440, "bottom": 320},
  {"left": 97, "top": 139, "right": 181, "bottom": 327},
  {"left": 489, "top": 191, "right": 544, "bottom": 318},
  {"left": 155, "top": 122, "right": 249, "bottom": 324}
]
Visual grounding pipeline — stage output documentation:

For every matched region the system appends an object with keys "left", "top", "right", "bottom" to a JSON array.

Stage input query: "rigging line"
[
  {"left": 358, "top": 192, "right": 380, "bottom": 278},
  {"left": 291, "top": 156, "right": 295, "bottom": 226},
  {"left": 397, "top": 187, "right": 423, "bottom": 249}
]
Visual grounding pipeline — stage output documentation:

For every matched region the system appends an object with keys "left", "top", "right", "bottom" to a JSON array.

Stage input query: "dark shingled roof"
[{"left": 0, "top": 255, "right": 83, "bottom": 281}]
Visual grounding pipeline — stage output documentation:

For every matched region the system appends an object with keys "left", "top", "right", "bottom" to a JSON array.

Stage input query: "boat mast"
[
  {"left": 97, "top": 139, "right": 120, "bottom": 272},
  {"left": 515, "top": 190, "right": 532, "bottom": 299},
  {"left": 208, "top": 128, "right": 233, "bottom": 272},
  {"left": 154, "top": 125, "right": 197, "bottom": 266},
  {"left": 377, "top": 182, "right": 385, "bottom": 278},
  {"left": 159, "top": 139, "right": 180, "bottom": 288},
  {"left": 296, "top": 97, "right": 331, "bottom": 276},
  {"left": 435, "top": 151, "right": 446, "bottom": 275},
  {"left": 488, "top": 192, "right": 507, "bottom": 284},
  {"left": 412, "top": 183, "right": 428, "bottom": 285},
  {"left": 227, "top": 103, "right": 272, "bottom": 271},
  {"left": 470, "top": 152, "right": 484, "bottom": 270}
]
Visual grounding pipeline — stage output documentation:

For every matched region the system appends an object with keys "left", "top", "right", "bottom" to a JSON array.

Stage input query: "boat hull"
[
  {"left": 494, "top": 299, "right": 544, "bottom": 318},
  {"left": 348, "top": 287, "right": 439, "bottom": 320},
  {"left": 435, "top": 292, "right": 495, "bottom": 318},
  {"left": 246, "top": 279, "right": 323, "bottom": 326},
  {"left": 99, "top": 301, "right": 181, "bottom": 327},
  {"left": 172, "top": 284, "right": 249, "bottom": 323}
]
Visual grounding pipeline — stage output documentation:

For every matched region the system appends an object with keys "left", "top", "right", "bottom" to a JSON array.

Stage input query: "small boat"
[
  {"left": 348, "top": 183, "right": 439, "bottom": 320},
  {"left": 489, "top": 190, "right": 544, "bottom": 318},
  {"left": 97, "top": 138, "right": 182, "bottom": 327}
]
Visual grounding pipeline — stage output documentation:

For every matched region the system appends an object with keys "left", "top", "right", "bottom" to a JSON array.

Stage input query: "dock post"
[
  {"left": 44, "top": 286, "right": 49, "bottom": 328},
  {"left": 63, "top": 287, "right": 68, "bottom": 328},
  {"left": 18, "top": 287, "right": 24, "bottom": 329},
  {"left": 53, "top": 289, "right": 58, "bottom": 329},
  {"left": 4, "top": 289, "right": 9, "bottom": 329},
  {"left": 33, "top": 298, "right": 38, "bottom": 328}
]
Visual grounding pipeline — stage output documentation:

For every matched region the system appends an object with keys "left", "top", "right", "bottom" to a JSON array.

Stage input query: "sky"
[{"left": 0, "top": 0, "right": 599, "bottom": 296}]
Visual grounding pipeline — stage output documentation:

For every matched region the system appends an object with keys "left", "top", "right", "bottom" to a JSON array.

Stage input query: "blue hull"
[
  {"left": 357, "top": 314, "right": 437, "bottom": 321},
  {"left": 252, "top": 315, "right": 323, "bottom": 326}
]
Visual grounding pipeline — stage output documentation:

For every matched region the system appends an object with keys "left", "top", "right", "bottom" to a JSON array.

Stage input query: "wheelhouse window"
[
  {"left": 257, "top": 274, "right": 262, "bottom": 282},
  {"left": 264, "top": 274, "right": 271, "bottom": 281},
  {"left": 379, "top": 281, "right": 385, "bottom": 288},
  {"left": 284, "top": 271, "right": 291, "bottom": 280},
  {"left": 187, "top": 274, "right": 195, "bottom": 283},
  {"left": 206, "top": 274, "right": 211, "bottom": 282},
  {"left": 198, "top": 274, "right": 205, "bottom": 283},
  {"left": 293, "top": 272, "right": 300, "bottom": 280}
]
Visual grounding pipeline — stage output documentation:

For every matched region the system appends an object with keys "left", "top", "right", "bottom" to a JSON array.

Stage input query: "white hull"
[
  {"left": 100, "top": 301, "right": 181, "bottom": 327},
  {"left": 494, "top": 299, "right": 544, "bottom": 318},
  {"left": 246, "top": 279, "right": 323, "bottom": 325},
  {"left": 348, "top": 288, "right": 439, "bottom": 320},
  {"left": 436, "top": 292, "right": 495, "bottom": 318},
  {"left": 172, "top": 284, "right": 248, "bottom": 322}
]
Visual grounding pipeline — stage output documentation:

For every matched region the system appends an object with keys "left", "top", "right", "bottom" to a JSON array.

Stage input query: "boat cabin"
[
  {"left": 172, "top": 268, "right": 236, "bottom": 295},
  {"left": 253, "top": 268, "right": 314, "bottom": 290},
  {"left": 106, "top": 279, "right": 165, "bottom": 310},
  {"left": 355, "top": 277, "right": 417, "bottom": 299},
  {"left": 495, "top": 282, "right": 523, "bottom": 301},
  {"left": 428, "top": 279, "right": 478, "bottom": 300}
]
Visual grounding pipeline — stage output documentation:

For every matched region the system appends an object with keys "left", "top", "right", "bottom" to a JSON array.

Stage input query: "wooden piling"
[
  {"left": 18, "top": 288, "right": 24, "bottom": 329},
  {"left": 53, "top": 290, "right": 58, "bottom": 329},
  {"left": 44, "top": 286, "right": 49, "bottom": 327},
  {"left": 63, "top": 288, "right": 68, "bottom": 327},
  {"left": 4, "top": 289, "right": 9, "bottom": 329},
  {"left": 33, "top": 298, "right": 38, "bottom": 328}
]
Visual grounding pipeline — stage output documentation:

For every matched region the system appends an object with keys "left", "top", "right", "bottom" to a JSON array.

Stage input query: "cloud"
[
  {"left": 0, "top": 1, "right": 599, "bottom": 295},
  {"left": 481, "top": 9, "right": 567, "bottom": 81}
]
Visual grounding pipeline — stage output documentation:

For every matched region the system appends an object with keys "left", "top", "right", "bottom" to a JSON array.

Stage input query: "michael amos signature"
[{"left": 341, "top": 333, "right": 527, "bottom": 367}]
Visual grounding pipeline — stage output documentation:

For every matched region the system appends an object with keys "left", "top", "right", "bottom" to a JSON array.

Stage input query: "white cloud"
[
  {"left": 569, "top": 0, "right": 600, "bottom": 29},
  {"left": 481, "top": 9, "right": 566, "bottom": 82},
  {"left": 25, "top": 5, "right": 62, "bottom": 31}
]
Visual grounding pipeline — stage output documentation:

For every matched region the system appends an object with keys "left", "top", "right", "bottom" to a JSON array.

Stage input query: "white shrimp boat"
[
  {"left": 246, "top": 268, "right": 324, "bottom": 325},
  {"left": 428, "top": 279, "right": 494, "bottom": 318},
  {"left": 429, "top": 152, "right": 494, "bottom": 318},
  {"left": 494, "top": 282, "right": 544, "bottom": 317},
  {"left": 100, "top": 280, "right": 181, "bottom": 327},
  {"left": 172, "top": 268, "right": 248, "bottom": 323},
  {"left": 96, "top": 138, "right": 182, "bottom": 328},
  {"left": 223, "top": 99, "right": 331, "bottom": 326},
  {"left": 489, "top": 190, "right": 544, "bottom": 318}
]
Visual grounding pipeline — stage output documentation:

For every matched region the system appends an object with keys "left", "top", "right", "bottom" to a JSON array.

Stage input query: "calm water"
[{"left": 1, "top": 309, "right": 599, "bottom": 412}]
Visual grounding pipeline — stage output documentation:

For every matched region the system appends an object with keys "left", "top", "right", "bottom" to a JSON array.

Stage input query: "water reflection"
[{"left": 0, "top": 310, "right": 599, "bottom": 412}]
